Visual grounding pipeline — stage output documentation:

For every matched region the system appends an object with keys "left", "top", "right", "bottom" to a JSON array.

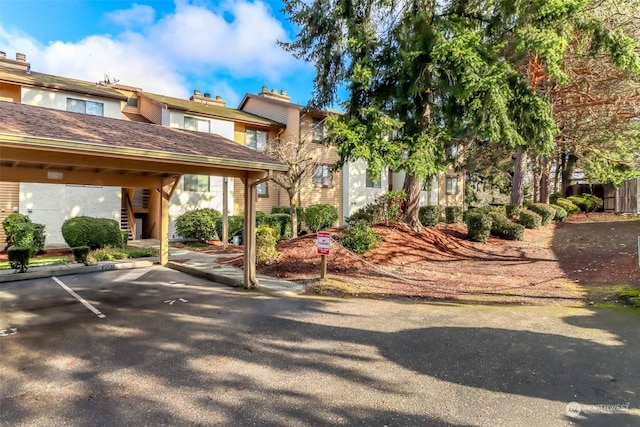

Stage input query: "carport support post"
[
  {"left": 242, "top": 172, "right": 271, "bottom": 289},
  {"left": 223, "top": 177, "right": 229, "bottom": 249},
  {"left": 159, "top": 177, "right": 179, "bottom": 265}
]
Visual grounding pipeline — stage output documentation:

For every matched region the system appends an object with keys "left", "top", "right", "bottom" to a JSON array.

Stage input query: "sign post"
[{"left": 317, "top": 231, "right": 331, "bottom": 279}]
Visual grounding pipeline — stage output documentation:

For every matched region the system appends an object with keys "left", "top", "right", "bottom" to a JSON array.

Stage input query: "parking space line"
[{"left": 52, "top": 276, "right": 106, "bottom": 319}]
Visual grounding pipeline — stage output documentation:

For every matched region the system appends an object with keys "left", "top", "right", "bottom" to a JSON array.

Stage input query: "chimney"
[
  {"left": 190, "top": 90, "right": 226, "bottom": 107},
  {"left": 0, "top": 51, "right": 31, "bottom": 72},
  {"left": 258, "top": 86, "right": 291, "bottom": 102}
]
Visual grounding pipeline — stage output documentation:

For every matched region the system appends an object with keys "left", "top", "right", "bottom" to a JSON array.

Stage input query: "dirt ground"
[{"left": 213, "top": 213, "right": 640, "bottom": 305}]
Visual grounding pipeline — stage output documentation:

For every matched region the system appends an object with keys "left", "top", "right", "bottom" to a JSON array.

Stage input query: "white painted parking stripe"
[{"left": 52, "top": 276, "right": 106, "bottom": 319}]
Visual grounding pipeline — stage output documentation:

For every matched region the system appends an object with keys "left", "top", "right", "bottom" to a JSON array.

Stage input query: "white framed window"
[
  {"left": 313, "top": 118, "right": 325, "bottom": 141},
  {"left": 366, "top": 169, "right": 381, "bottom": 188},
  {"left": 256, "top": 182, "right": 268, "bottom": 197},
  {"left": 184, "top": 116, "right": 210, "bottom": 133},
  {"left": 246, "top": 128, "right": 268, "bottom": 151},
  {"left": 447, "top": 145, "right": 458, "bottom": 160},
  {"left": 446, "top": 176, "right": 458, "bottom": 195},
  {"left": 66, "top": 98, "right": 104, "bottom": 116},
  {"left": 313, "top": 164, "right": 333, "bottom": 187},
  {"left": 183, "top": 175, "right": 210, "bottom": 192}
]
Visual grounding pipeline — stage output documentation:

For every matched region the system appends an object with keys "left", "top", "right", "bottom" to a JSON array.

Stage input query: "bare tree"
[{"left": 265, "top": 122, "right": 323, "bottom": 238}]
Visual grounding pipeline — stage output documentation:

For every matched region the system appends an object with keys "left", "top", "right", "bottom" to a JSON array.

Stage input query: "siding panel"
[{"left": 0, "top": 182, "right": 20, "bottom": 248}]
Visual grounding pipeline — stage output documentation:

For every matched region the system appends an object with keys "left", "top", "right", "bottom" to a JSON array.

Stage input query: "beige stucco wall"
[
  {"left": 21, "top": 87, "right": 122, "bottom": 119},
  {"left": 342, "top": 159, "right": 390, "bottom": 219},
  {"left": 20, "top": 183, "right": 121, "bottom": 245}
]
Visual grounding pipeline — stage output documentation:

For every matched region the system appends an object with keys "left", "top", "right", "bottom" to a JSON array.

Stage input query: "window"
[
  {"left": 256, "top": 182, "right": 268, "bottom": 197},
  {"left": 246, "top": 128, "right": 268, "bottom": 151},
  {"left": 313, "top": 119, "right": 325, "bottom": 141},
  {"left": 313, "top": 164, "right": 333, "bottom": 187},
  {"left": 366, "top": 169, "right": 381, "bottom": 188},
  {"left": 422, "top": 176, "right": 437, "bottom": 192},
  {"left": 446, "top": 176, "right": 458, "bottom": 195},
  {"left": 184, "top": 116, "right": 210, "bottom": 133},
  {"left": 183, "top": 175, "right": 210, "bottom": 192},
  {"left": 66, "top": 98, "right": 104, "bottom": 116},
  {"left": 126, "top": 97, "right": 138, "bottom": 108}
]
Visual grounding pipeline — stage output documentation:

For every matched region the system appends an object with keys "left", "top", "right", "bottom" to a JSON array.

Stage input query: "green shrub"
[
  {"left": 518, "top": 209, "right": 542, "bottom": 229},
  {"left": 62, "top": 216, "right": 124, "bottom": 249},
  {"left": 72, "top": 246, "right": 91, "bottom": 265},
  {"left": 465, "top": 211, "right": 492, "bottom": 243},
  {"left": 488, "top": 213, "right": 525, "bottom": 241},
  {"left": 346, "top": 208, "right": 375, "bottom": 225},
  {"left": 555, "top": 198, "right": 580, "bottom": 215},
  {"left": 419, "top": 206, "right": 440, "bottom": 226},
  {"left": 214, "top": 215, "right": 245, "bottom": 243},
  {"left": 8, "top": 247, "right": 30, "bottom": 272},
  {"left": 567, "top": 195, "right": 590, "bottom": 212},
  {"left": 445, "top": 206, "right": 463, "bottom": 224},
  {"left": 550, "top": 204, "right": 568, "bottom": 222},
  {"left": 124, "top": 247, "right": 159, "bottom": 258},
  {"left": 91, "top": 246, "right": 127, "bottom": 261},
  {"left": 527, "top": 203, "right": 556, "bottom": 226},
  {"left": 264, "top": 213, "right": 292, "bottom": 240},
  {"left": 2, "top": 213, "right": 32, "bottom": 249},
  {"left": 582, "top": 193, "right": 603, "bottom": 211},
  {"left": 255, "top": 211, "right": 267, "bottom": 227},
  {"left": 549, "top": 192, "right": 561, "bottom": 204},
  {"left": 175, "top": 208, "right": 221, "bottom": 242},
  {"left": 304, "top": 204, "right": 338, "bottom": 232},
  {"left": 256, "top": 224, "right": 279, "bottom": 263},
  {"left": 505, "top": 204, "right": 523, "bottom": 218},
  {"left": 340, "top": 221, "right": 382, "bottom": 254},
  {"left": 346, "top": 191, "right": 406, "bottom": 226}
]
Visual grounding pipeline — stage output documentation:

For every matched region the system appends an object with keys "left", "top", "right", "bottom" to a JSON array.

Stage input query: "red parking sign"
[{"left": 317, "top": 231, "right": 331, "bottom": 255}]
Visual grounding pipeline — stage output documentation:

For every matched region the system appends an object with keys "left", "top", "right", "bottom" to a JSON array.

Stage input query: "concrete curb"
[
  {"left": 0, "top": 260, "right": 155, "bottom": 283},
  {"left": 166, "top": 262, "right": 244, "bottom": 288}
]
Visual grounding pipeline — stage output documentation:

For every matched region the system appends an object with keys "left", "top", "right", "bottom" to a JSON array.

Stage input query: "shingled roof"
[
  {"left": 0, "top": 66, "right": 127, "bottom": 100},
  {"left": 142, "top": 92, "right": 284, "bottom": 127},
  {"left": 0, "top": 101, "right": 287, "bottom": 172}
]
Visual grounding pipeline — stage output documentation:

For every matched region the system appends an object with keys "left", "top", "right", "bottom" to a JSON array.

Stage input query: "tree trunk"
[
  {"left": 561, "top": 153, "right": 578, "bottom": 197},
  {"left": 510, "top": 147, "right": 527, "bottom": 205},
  {"left": 289, "top": 188, "right": 299, "bottom": 238},
  {"left": 539, "top": 156, "right": 550, "bottom": 203},
  {"left": 532, "top": 156, "right": 541, "bottom": 203},
  {"left": 402, "top": 172, "right": 422, "bottom": 230}
]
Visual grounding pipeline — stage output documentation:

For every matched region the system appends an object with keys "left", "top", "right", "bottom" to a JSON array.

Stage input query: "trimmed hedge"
[
  {"left": 419, "top": 206, "right": 440, "bottom": 227},
  {"left": 465, "top": 211, "right": 492, "bottom": 243},
  {"left": 62, "top": 216, "right": 124, "bottom": 250},
  {"left": 488, "top": 213, "right": 525, "bottom": 241},
  {"left": 304, "top": 204, "right": 338, "bottom": 232},
  {"left": 527, "top": 203, "right": 556, "bottom": 226},
  {"left": 175, "top": 208, "right": 221, "bottom": 242},
  {"left": 8, "top": 247, "right": 30, "bottom": 273},
  {"left": 555, "top": 198, "right": 580, "bottom": 215},
  {"left": 445, "top": 206, "right": 463, "bottom": 224},
  {"left": 506, "top": 204, "right": 523, "bottom": 218},
  {"left": 72, "top": 246, "right": 91, "bottom": 265},
  {"left": 264, "top": 213, "right": 292, "bottom": 240},
  {"left": 2, "top": 213, "right": 31, "bottom": 249},
  {"left": 340, "top": 221, "right": 382, "bottom": 254},
  {"left": 518, "top": 209, "right": 542, "bottom": 229},
  {"left": 256, "top": 224, "right": 278, "bottom": 263},
  {"left": 550, "top": 204, "right": 568, "bottom": 222}
]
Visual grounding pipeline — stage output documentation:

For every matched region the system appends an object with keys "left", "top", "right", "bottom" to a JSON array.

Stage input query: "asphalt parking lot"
[{"left": 1, "top": 266, "right": 639, "bottom": 426}]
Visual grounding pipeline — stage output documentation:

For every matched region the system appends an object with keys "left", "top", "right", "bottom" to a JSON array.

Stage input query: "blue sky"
[{"left": 0, "top": 0, "right": 317, "bottom": 107}]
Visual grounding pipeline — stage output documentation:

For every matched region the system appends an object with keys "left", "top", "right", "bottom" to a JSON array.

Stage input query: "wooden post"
[
  {"left": 320, "top": 254, "right": 327, "bottom": 280},
  {"left": 159, "top": 177, "right": 179, "bottom": 266},
  {"left": 222, "top": 177, "right": 229, "bottom": 249},
  {"left": 243, "top": 174, "right": 258, "bottom": 288}
]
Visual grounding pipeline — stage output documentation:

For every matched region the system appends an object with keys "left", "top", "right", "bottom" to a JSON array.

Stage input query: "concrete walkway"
[
  {"left": 0, "top": 241, "right": 303, "bottom": 295},
  {"left": 166, "top": 248, "right": 304, "bottom": 295}
]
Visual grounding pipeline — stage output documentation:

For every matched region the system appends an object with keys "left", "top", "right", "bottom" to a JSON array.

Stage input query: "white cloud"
[
  {"left": 105, "top": 4, "right": 156, "bottom": 28},
  {"left": 0, "top": 1, "right": 301, "bottom": 98}
]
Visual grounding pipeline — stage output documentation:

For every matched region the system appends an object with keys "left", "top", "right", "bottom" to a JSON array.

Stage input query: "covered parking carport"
[{"left": 0, "top": 101, "right": 287, "bottom": 288}]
